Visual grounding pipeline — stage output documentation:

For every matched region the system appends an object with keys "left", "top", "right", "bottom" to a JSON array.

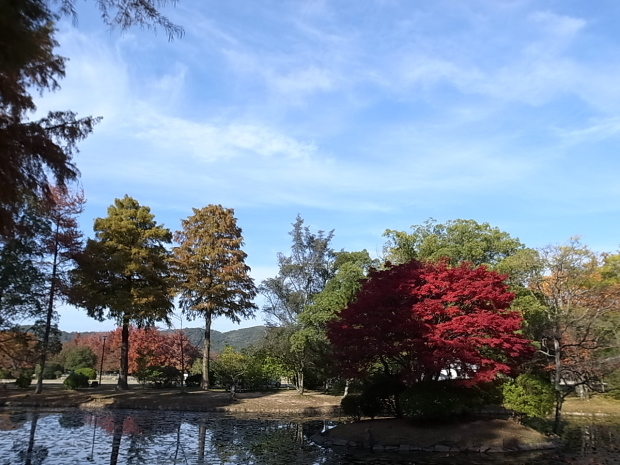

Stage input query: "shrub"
[
  {"left": 341, "top": 394, "right": 363, "bottom": 421},
  {"left": 0, "top": 367, "right": 13, "bottom": 379},
  {"left": 361, "top": 376, "right": 406, "bottom": 417},
  {"left": 400, "top": 381, "right": 486, "bottom": 422},
  {"left": 603, "top": 369, "right": 620, "bottom": 400},
  {"left": 15, "top": 370, "right": 33, "bottom": 389},
  {"left": 502, "top": 374, "right": 554, "bottom": 420},
  {"left": 136, "top": 365, "right": 181, "bottom": 388},
  {"left": 75, "top": 367, "right": 97, "bottom": 380},
  {"left": 36, "top": 363, "right": 64, "bottom": 380},
  {"left": 340, "top": 391, "right": 384, "bottom": 421},
  {"left": 185, "top": 373, "right": 202, "bottom": 387},
  {"left": 63, "top": 372, "right": 90, "bottom": 390}
]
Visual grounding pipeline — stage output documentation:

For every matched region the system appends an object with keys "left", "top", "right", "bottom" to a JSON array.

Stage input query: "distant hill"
[
  {"left": 57, "top": 326, "right": 267, "bottom": 353},
  {"left": 160, "top": 326, "right": 267, "bottom": 353}
]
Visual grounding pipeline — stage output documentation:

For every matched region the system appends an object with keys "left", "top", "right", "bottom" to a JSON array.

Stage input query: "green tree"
[
  {"left": 383, "top": 218, "right": 527, "bottom": 268},
  {"left": 259, "top": 215, "right": 336, "bottom": 393},
  {"left": 383, "top": 218, "right": 544, "bottom": 365},
  {"left": 62, "top": 345, "right": 96, "bottom": 371},
  {"left": 296, "top": 250, "right": 378, "bottom": 338},
  {"left": 212, "top": 346, "right": 247, "bottom": 390},
  {"left": 70, "top": 196, "right": 173, "bottom": 390},
  {"left": 291, "top": 250, "right": 378, "bottom": 387},
  {"left": 260, "top": 215, "right": 336, "bottom": 326},
  {"left": 0, "top": 199, "right": 47, "bottom": 330},
  {"left": 171, "top": 205, "right": 257, "bottom": 390}
]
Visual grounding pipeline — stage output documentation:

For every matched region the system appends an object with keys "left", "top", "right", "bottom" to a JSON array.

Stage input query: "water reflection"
[
  {"left": 0, "top": 409, "right": 336, "bottom": 465},
  {"left": 560, "top": 417, "right": 620, "bottom": 463},
  {"left": 0, "top": 409, "right": 619, "bottom": 464}
]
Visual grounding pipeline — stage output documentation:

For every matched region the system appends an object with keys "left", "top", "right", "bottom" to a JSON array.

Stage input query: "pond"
[{"left": 0, "top": 409, "right": 619, "bottom": 465}]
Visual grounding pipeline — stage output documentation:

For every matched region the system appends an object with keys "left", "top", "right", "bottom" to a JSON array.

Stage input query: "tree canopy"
[
  {"left": 260, "top": 215, "right": 336, "bottom": 327},
  {"left": 70, "top": 195, "right": 173, "bottom": 389},
  {"left": 0, "top": 0, "right": 99, "bottom": 237},
  {"left": 0, "top": 0, "right": 181, "bottom": 238},
  {"left": 525, "top": 238, "right": 620, "bottom": 431},
  {"left": 171, "top": 204, "right": 257, "bottom": 389},
  {"left": 328, "top": 259, "right": 534, "bottom": 386},
  {"left": 383, "top": 218, "right": 528, "bottom": 268}
]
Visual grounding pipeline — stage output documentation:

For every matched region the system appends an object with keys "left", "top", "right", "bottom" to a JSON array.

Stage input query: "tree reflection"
[
  {"left": 109, "top": 411, "right": 123, "bottom": 465},
  {"left": 206, "top": 418, "right": 330, "bottom": 465},
  {"left": 8, "top": 412, "right": 48, "bottom": 465},
  {"left": 197, "top": 418, "right": 207, "bottom": 464}
]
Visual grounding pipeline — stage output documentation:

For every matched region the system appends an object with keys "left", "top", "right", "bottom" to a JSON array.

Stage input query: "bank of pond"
[{"left": 0, "top": 408, "right": 619, "bottom": 464}]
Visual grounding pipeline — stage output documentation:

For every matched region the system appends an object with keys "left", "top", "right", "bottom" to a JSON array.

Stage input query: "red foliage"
[
  {"left": 76, "top": 327, "right": 198, "bottom": 375},
  {"left": 327, "top": 260, "right": 534, "bottom": 386}
]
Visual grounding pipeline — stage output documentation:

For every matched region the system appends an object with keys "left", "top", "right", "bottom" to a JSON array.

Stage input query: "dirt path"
[{"left": 0, "top": 384, "right": 342, "bottom": 417}]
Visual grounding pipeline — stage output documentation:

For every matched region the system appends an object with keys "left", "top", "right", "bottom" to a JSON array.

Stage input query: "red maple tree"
[{"left": 327, "top": 260, "right": 534, "bottom": 386}]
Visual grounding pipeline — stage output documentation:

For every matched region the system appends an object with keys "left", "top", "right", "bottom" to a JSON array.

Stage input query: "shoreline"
[{"left": 3, "top": 384, "right": 620, "bottom": 455}]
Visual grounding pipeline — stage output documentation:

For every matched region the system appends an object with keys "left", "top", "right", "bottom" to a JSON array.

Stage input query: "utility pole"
[{"left": 99, "top": 335, "right": 107, "bottom": 386}]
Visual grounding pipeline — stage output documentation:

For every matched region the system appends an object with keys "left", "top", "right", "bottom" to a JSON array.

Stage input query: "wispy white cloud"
[{"left": 34, "top": 0, "right": 620, "bottom": 332}]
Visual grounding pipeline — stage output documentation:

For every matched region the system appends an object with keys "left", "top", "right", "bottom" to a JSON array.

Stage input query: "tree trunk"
[
  {"left": 343, "top": 378, "right": 350, "bottom": 398},
  {"left": 295, "top": 368, "right": 305, "bottom": 395},
  {"left": 201, "top": 313, "right": 212, "bottom": 390},
  {"left": 35, "top": 226, "right": 59, "bottom": 395},
  {"left": 553, "top": 336, "right": 563, "bottom": 434},
  {"left": 117, "top": 317, "right": 130, "bottom": 390},
  {"left": 179, "top": 330, "right": 186, "bottom": 394}
]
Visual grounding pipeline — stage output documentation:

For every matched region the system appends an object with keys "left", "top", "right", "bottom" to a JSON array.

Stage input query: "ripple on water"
[{"left": 0, "top": 409, "right": 619, "bottom": 464}]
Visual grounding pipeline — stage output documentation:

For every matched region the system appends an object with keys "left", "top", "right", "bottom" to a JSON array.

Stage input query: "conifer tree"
[
  {"left": 35, "top": 187, "right": 84, "bottom": 394},
  {"left": 1, "top": 0, "right": 180, "bottom": 238},
  {"left": 171, "top": 205, "right": 257, "bottom": 390},
  {"left": 70, "top": 196, "right": 173, "bottom": 390}
]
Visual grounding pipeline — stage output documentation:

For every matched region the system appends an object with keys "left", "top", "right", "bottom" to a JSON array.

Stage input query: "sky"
[{"left": 35, "top": 0, "right": 620, "bottom": 333}]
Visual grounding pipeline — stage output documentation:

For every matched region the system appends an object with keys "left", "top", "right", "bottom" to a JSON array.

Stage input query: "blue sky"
[{"left": 37, "top": 0, "right": 620, "bottom": 333}]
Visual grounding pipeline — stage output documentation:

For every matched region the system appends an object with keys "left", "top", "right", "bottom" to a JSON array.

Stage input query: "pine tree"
[
  {"left": 171, "top": 205, "right": 257, "bottom": 390},
  {"left": 70, "top": 195, "right": 173, "bottom": 390}
]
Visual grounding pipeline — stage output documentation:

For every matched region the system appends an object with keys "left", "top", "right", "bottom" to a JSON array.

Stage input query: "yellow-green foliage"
[{"left": 502, "top": 374, "right": 554, "bottom": 419}]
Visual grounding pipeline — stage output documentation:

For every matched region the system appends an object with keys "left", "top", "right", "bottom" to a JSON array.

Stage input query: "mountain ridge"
[{"left": 56, "top": 325, "right": 267, "bottom": 353}]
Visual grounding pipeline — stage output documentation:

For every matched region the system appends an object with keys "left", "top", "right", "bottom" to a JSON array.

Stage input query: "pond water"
[{"left": 0, "top": 409, "right": 619, "bottom": 465}]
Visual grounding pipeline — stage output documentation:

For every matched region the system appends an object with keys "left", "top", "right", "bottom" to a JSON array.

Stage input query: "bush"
[
  {"left": 36, "top": 363, "right": 64, "bottom": 380},
  {"left": 341, "top": 394, "right": 363, "bottom": 421},
  {"left": 400, "top": 381, "right": 486, "bottom": 422},
  {"left": 502, "top": 374, "right": 555, "bottom": 420},
  {"left": 75, "top": 367, "right": 97, "bottom": 380},
  {"left": 136, "top": 365, "right": 181, "bottom": 388},
  {"left": 0, "top": 367, "right": 13, "bottom": 379},
  {"left": 185, "top": 373, "right": 202, "bottom": 387},
  {"left": 15, "top": 370, "right": 33, "bottom": 389},
  {"left": 361, "top": 376, "right": 406, "bottom": 417},
  {"left": 603, "top": 369, "right": 620, "bottom": 400},
  {"left": 63, "top": 372, "right": 90, "bottom": 390}
]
